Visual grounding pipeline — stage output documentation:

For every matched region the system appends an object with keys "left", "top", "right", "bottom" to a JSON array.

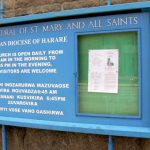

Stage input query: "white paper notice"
[{"left": 88, "top": 49, "right": 119, "bottom": 93}]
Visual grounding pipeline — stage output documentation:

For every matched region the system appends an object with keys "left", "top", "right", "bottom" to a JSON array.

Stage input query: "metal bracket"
[
  {"left": 0, "top": 0, "right": 4, "bottom": 19},
  {"left": 108, "top": 136, "right": 114, "bottom": 150},
  {"left": 2, "top": 125, "right": 7, "bottom": 150}
]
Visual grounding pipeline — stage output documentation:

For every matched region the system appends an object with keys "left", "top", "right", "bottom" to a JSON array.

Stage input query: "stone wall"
[
  {"left": 4, "top": 0, "right": 144, "bottom": 18},
  {"left": 1, "top": 0, "right": 150, "bottom": 150},
  {"left": 2, "top": 127, "right": 150, "bottom": 150}
]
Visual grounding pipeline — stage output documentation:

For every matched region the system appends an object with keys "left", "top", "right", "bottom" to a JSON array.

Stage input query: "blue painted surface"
[
  {"left": 0, "top": 12, "right": 150, "bottom": 138},
  {"left": 2, "top": 125, "right": 7, "bottom": 150},
  {"left": 107, "top": 0, "right": 111, "bottom": 5},
  {"left": 1, "top": 116, "right": 150, "bottom": 138},
  {"left": 108, "top": 136, "right": 113, "bottom": 150},
  {"left": 0, "top": 0, "right": 4, "bottom": 19}
]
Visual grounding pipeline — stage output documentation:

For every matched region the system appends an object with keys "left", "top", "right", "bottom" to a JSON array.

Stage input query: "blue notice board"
[{"left": 0, "top": 12, "right": 150, "bottom": 138}]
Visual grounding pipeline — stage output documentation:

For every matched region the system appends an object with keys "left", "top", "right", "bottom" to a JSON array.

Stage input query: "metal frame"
[
  {"left": 0, "top": 12, "right": 147, "bottom": 138},
  {"left": 76, "top": 29, "right": 142, "bottom": 119},
  {"left": 0, "top": 0, "right": 4, "bottom": 19}
]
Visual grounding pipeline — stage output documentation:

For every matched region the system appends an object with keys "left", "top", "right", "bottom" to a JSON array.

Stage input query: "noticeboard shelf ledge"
[
  {"left": 1, "top": 117, "right": 150, "bottom": 139},
  {"left": 0, "top": 1, "right": 150, "bottom": 26}
]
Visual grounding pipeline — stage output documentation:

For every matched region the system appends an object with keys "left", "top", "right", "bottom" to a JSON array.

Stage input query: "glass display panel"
[{"left": 78, "top": 31, "right": 139, "bottom": 116}]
